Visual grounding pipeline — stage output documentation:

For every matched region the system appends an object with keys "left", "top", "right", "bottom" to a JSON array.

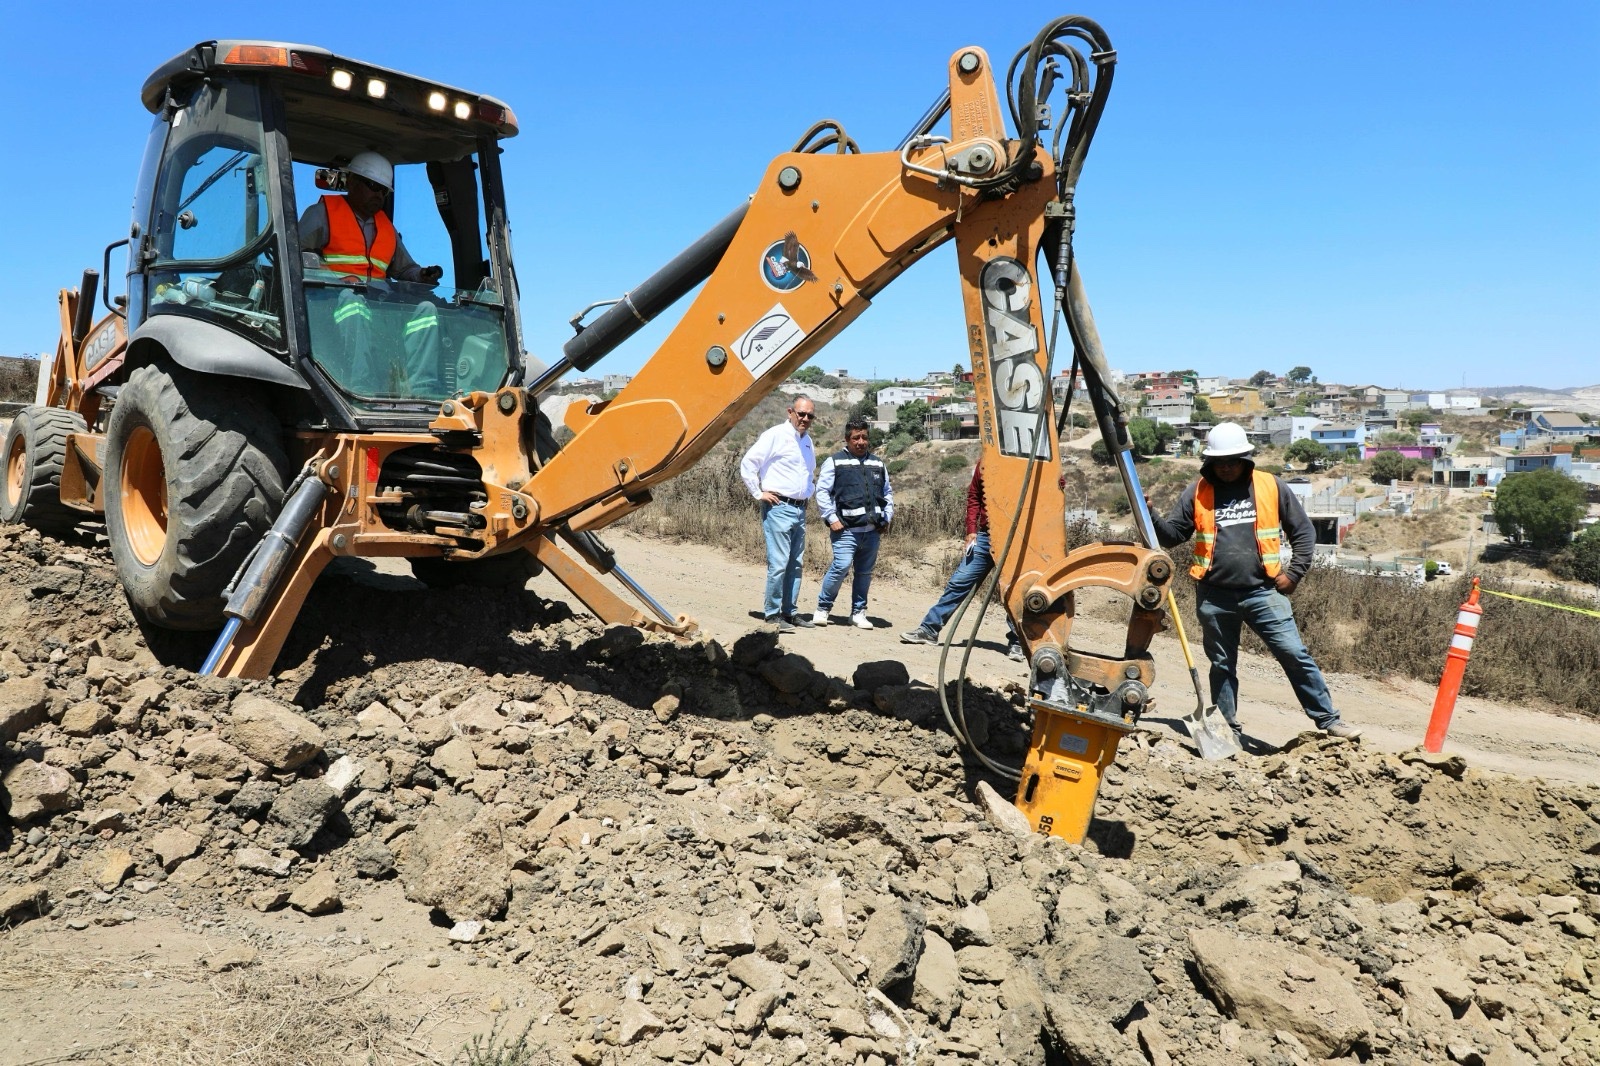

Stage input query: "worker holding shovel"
[{"left": 1147, "top": 423, "right": 1361, "bottom": 745}]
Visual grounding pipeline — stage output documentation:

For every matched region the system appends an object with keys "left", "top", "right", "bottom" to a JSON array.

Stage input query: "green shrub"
[
  {"left": 888, "top": 458, "right": 910, "bottom": 475},
  {"left": 885, "top": 434, "right": 911, "bottom": 458},
  {"left": 939, "top": 453, "right": 971, "bottom": 473}
]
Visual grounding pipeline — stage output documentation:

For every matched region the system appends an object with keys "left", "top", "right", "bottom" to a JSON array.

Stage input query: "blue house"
[
  {"left": 1530, "top": 411, "right": 1592, "bottom": 439},
  {"left": 1310, "top": 422, "right": 1366, "bottom": 455}
]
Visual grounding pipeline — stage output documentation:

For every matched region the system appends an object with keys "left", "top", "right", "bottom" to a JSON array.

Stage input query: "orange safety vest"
[
  {"left": 1189, "top": 469, "right": 1283, "bottom": 580},
  {"left": 319, "top": 195, "right": 396, "bottom": 279}
]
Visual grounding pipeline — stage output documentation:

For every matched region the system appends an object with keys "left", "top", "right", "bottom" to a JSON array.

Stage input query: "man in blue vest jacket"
[{"left": 811, "top": 420, "right": 894, "bottom": 628}]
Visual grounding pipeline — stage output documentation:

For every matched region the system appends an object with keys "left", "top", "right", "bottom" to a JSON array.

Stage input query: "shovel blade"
[{"left": 1184, "top": 705, "right": 1243, "bottom": 760}]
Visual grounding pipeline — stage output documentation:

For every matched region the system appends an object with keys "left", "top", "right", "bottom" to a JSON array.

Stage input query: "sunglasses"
[
  {"left": 349, "top": 175, "right": 387, "bottom": 194},
  {"left": 790, "top": 410, "right": 814, "bottom": 420}
]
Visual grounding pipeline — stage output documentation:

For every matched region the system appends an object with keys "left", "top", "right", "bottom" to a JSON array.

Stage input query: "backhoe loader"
[{"left": 2, "top": 18, "right": 1177, "bottom": 842}]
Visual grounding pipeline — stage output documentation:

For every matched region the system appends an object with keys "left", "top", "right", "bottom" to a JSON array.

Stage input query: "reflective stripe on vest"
[
  {"left": 1189, "top": 469, "right": 1283, "bottom": 580},
  {"left": 321, "top": 195, "right": 396, "bottom": 279}
]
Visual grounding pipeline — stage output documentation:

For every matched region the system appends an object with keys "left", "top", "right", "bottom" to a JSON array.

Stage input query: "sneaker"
[
  {"left": 1324, "top": 721, "right": 1362, "bottom": 739},
  {"left": 900, "top": 626, "right": 939, "bottom": 645},
  {"left": 786, "top": 614, "right": 815, "bottom": 629},
  {"left": 1006, "top": 642, "right": 1027, "bottom": 662},
  {"left": 765, "top": 614, "right": 794, "bottom": 634},
  {"left": 850, "top": 612, "right": 873, "bottom": 630},
  {"left": 812, "top": 610, "right": 831, "bottom": 627}
]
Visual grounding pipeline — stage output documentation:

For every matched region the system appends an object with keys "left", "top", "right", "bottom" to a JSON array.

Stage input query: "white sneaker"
[
  {"left": 811, "top": 610, "right": 830, "bottom": 627},
  {"left": 850, "top": 612, "right": 873, "bottom": 629}
]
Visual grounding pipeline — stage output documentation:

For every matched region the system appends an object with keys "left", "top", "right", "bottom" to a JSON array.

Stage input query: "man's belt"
[{"left": 774, "top": 494, "right": 809, "bottom": 507}]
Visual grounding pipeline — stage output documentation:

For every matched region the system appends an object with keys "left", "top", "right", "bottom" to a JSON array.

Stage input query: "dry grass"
[
  {"left": 124, "top": 968, "right": 413, "bottom": 1066},
  {"left": 624, "top": 427, "right": 967, "bottom": 588},
  {"left": 1168, "top": 568, "right": 1600, "bottom": 718}
]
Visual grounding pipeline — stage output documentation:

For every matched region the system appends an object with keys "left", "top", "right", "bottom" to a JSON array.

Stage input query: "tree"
[
  {"left": 1556, "top": 524, "right": 1600, "bottom": 585},
  {"left": 1285, "top": 438, "right": 1330, "bottom": 470},
  {"left": 1368, "top": 451, "right": 1421, "bottom": 484},
  {"left": 1402, "top": 408, "right": 1431, "bottom": 428},
  {"left": 1378, "top": 430, "right": 1418, "bottom": 444},
  {"left": 1249, "top": 370, "right": 1273, "bottom": 387},
  {"left": 1191, "top": 394, "right": 1215, "bottom": 424},
  {"left": 1089, "top": 439, "right": 1112, "bottom": 465},
  {"left": 893, "top": 399, "right": 930, "bottom": 442},
  {"left": 1494, "top": 469, "right": 1586, "bottom": 551},
  {"left": 1287, "top": 366, "right": 1313, "bottom": 385},
  {"left": 1127, "top": 417, "right": 1175, "bottom": 458},
  {"left": 952, "top": 361, "right": 965, "bottom": 378}
]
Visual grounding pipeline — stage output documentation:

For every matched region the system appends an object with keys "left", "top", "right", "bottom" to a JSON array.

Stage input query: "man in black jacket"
[
  {"left": 811, "top": 421, "right": 894, "bottom": 628},
  {"left": 1149, "top": 422, "right": 1360, "bottom": 741}
]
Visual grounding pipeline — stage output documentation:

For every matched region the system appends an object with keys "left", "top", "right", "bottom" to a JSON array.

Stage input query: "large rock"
[
  {"left": 268, "top": 780, "right": 340, "bottom": 850},
  {"left": 853, "top": 660, "right": 910, "bottom": 693},
  {"left": 983, "top": 882, "right": 1047, "bottom": 952},
  {"left": 0, "top": 676, "right": 49, "bottom": 739},
  {"left": 225, "top": 696, "right": 324, "bottom": 771},
  {"left": 758, "top": 653, "right": 816, "bottom": 695},
  {"left": 856, "top": 895, "right": 926, "bottom": 992},
  {"left": 1188, "top": 928, "right": 1373, "bottom": 1058},
  {"left": 289, "top": 869, "right": 341, "bottom": 915},
  {"left": 182, "top": 734, "right": 249, "bottom": 779},
  {"left": 3, "top": 759, "right": 80, "bottom": 821},
  {"left": 1043, "top": 931, "right": 1154, "bottom": 1024},
  {"left": 0, "top": 885, "right": 48, "bottom": 924},
  {"left": 150, "top": 827, "right": 203, "bottom": 870},
  {"left": 1042, "top": 991, "right": 1146, "bottom": 1066},
  {"left": 701, "top": 909, "right": 756, "bottom": 955},
  {"left": 408, "top": 808, "right": 511, "bottom": 922},
  {"left": 912, "top": 930, "right": 962, "bottom": 1025}
]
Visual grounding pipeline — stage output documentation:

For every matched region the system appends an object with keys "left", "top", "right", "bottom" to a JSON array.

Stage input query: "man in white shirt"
[{"left": 739, "top": 396, "right": 818, "bottom": 633}]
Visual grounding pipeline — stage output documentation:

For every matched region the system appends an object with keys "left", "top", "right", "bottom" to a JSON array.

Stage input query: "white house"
[{"left": 878, "top": 386, "right": 942, "bottom": 406}]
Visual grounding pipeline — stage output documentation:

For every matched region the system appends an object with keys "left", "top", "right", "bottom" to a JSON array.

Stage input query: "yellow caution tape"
[{"left": 1479, "top": 588, "right": 1600, "bottom": 619}]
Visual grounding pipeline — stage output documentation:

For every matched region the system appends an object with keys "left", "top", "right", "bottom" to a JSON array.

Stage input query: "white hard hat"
[
  {"left": 345, "top": 151, "right": 394, "bottom": 191},
  {"left": 1202, "top": 422, "right": 1253, "bottom": 458}
]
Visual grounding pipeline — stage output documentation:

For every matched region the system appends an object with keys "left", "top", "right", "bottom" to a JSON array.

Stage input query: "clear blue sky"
[{"left": 1, "top": 1, "right": 1594, "bottom": 389}]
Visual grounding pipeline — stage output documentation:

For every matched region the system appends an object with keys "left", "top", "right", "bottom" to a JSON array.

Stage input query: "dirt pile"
[{"left": 2, "top": 524, "right": 1599, "bottom": 1065}]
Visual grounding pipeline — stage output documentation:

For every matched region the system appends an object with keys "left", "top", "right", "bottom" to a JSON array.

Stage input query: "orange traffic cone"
[{"left": 1423, "top": 577, "right": 1482, "bottom": 753}]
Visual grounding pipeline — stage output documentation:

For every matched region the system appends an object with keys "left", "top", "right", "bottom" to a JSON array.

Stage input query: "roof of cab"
[{"left": 140, "top": 40, "right": 517, "bottom": 138}]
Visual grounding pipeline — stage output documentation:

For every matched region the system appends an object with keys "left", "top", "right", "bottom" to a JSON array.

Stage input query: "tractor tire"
[
  {"left": 410, "top": 549, "right": 542, "bottom": 590},
  {"left": 1, "top": 406, "right": 88, "bottom": 534},
  {"left": 104, "top": 363, "right": 292, "bottom": 630}
]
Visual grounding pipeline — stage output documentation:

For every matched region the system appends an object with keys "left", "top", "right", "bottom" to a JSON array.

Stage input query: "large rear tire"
[
  {"left": 1, "top": 406, "right": 88, "bottom": 534},
  {"left": 105, "top": 363, "right": 292, "bottom": 630}
]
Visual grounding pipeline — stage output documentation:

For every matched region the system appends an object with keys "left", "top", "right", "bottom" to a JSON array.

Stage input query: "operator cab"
[{"left": 132, "top": 41, "right": 523, "bottom": 426}]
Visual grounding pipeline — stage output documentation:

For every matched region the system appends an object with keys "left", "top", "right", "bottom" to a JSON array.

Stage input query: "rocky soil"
[{"left": 2, "top": 523, "right": 1599, "bottom": 1065}]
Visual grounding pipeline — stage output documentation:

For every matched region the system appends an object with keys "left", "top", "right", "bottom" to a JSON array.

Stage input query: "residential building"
[
  {"left": 1530, "top": 411, "right": 1592, "bottom": 439},
  {"left": 1504, "top": 452, "right": 1574, "bottom": 475},
  {"left": 1255, "top": 415, "right": 1319, "bottom": 446},
  {"left": 878, "top": 386, "right": 942, "bottom": 406},
  {"left": 1310, "top": 422, "right": 1366, "bottom": 455},
  {"left": 1431, "top": 454, "right": 1503, "bottom": 489},
  {"left": 924, "top": 401, "right": 979, "bottom": 441},
  {"left": 1145, "top": 398, "right": 1194, "bottom": 426},
  {"left": 1209, "top": 386, "right": 1264, "bottom": 418},
  {"left": 1194, "top": 376, "right": 1228, "bottom": 394},
  {"left": 1363, "top": 443, "right": 1443, "bottom": 461},
  {"left": 602, "top": 373, "right": 632, "bottom": 392},
  {"left": 1447, "top": 394, "right": 1483, "bottom": 413}
]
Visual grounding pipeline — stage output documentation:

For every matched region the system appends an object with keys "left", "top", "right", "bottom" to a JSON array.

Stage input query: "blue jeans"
[
  {"left": 919, "top": 531, "right": 996, "bottom": 632},
  {"left": 817, "top": 526, "right": 882, "bottom": 614},
  {"left": 1194, "top": 583, "right": 1339, "bottom": 729},
  {"left": 761, "top": 501, "right": 806, "bottom": 618}
]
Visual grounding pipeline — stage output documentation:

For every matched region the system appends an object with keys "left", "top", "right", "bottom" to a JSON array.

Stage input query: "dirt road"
[{"left": 539, "top": 529, "right": 1600, "bottom": 786}]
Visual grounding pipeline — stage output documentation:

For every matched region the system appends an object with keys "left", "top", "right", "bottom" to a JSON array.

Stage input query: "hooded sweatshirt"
[{"left": 1151, "top": 458, "right": 1317, "bottom": 589}]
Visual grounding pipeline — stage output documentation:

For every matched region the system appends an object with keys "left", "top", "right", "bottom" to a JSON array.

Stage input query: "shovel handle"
[{"left": 1165, "top": 587, "right": 1199, "bottom": 673}]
